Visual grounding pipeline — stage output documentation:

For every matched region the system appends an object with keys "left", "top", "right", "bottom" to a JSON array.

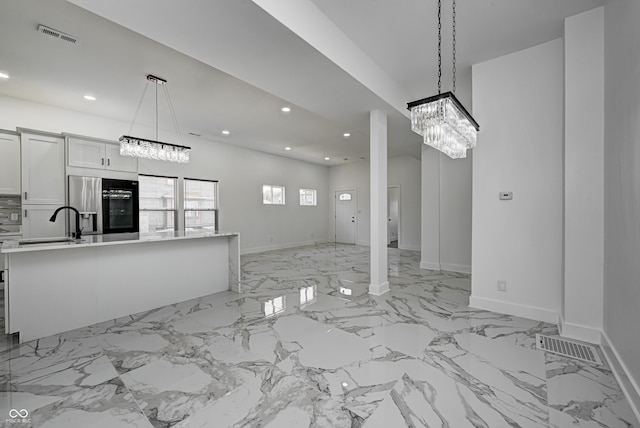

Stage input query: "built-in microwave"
[{"left": 68, "top": 176, "right": 139, "bottom": 235}]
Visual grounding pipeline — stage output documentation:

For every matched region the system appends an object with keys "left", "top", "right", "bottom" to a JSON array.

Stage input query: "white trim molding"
[
  {"left": 601, "top": 331, "right": 640, "bottom": 424},
  {"left": 469, "top": 295, "right": 559, "bottom": 325},
  {"left": 441, "top": 263, "right": 471, "bottom": 274},
  {"left": 241, "top": 240, "right": 325, "bottom": 255},
  {"left": 399, "top": 244, "right": 421, "bottom": 251},
  {"left": 369, "top": 281, "right": 390, "bottom": 296},
  {"left": 558, "top": 315, "right": 602, "bottom": 344},
  {"left": 420, "top": 261, "right": 441, "bottom": 271}
]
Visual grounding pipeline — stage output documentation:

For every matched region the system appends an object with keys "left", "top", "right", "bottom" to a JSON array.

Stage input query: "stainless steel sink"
[{"left": 18, "top": 237, "right": 76, "bottom": 245}]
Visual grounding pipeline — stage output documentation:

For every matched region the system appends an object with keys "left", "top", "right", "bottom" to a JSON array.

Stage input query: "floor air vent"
[
  {"left": 536, "top": 334, "right": 602, "bottom": 365},
  {"left": 37, "top": 25, "right": 79, "bottom": 45}
]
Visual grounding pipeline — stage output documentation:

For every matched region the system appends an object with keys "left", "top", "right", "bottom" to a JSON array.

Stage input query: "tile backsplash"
[{"left": 0, "top": 194, "right": 21, "bottom": 225}]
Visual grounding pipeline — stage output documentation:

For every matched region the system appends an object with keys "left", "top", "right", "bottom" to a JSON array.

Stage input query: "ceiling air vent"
[{"left": 37, "top": 25, "right": 79, "bottom": 45}]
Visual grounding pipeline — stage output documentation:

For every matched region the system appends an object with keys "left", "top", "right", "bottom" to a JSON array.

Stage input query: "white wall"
[
  {"left": 439, "top": 152, "right": 472, "bottom": 273},
  {"left": 389, "top": 156, "right": 421, "bottom": 250},
  {"left": 562, "top": 7, "right": 604, "bottom": 344},
  {"left": 419, "top": 146, "right": 472, "bottom": 273},
  {"left": 329, "top": 155, "right": 421, "bottom": 250},
  {"left": 0, "top": 94, "right": 330, "bottom": 253},
  {"left": 471, "top": 39, "right": 564, "bottom": 324},
  {"left": 603, "top": 0, "right": 640, "bottom": 416}
]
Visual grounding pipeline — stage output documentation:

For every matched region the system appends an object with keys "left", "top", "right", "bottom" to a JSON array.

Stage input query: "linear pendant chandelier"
[
  {"left": 407, "top": 0, "right": 479, "bottom": 159},
  {"left": 120, "top": 74, "right": 191, "bottom": 163}
]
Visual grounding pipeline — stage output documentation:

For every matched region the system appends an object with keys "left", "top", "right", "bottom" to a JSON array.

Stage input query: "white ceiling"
[{"left": 0, "top": 0, "right": 605, "bottom": 165}]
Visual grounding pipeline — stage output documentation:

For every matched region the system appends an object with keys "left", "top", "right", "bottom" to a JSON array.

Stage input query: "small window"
[
  {"left": 184, "top": 178, "right": 219, "bottom": 232},
  {"left": 339, "top": 193, "right": 352, "bottom": 201},
  {"left": 139, "top": 175, "right": 177, "bottom": 233},
  {"left": 299, "top": 189, "right": 317, "bottom": 206},
  {"left": 263, "top": 185, "right": 285, "bottom": 205}
]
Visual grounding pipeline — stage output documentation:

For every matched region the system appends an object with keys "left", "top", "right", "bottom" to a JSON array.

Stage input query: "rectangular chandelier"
[
  {"left": 408, "top": 91, "right": 479, "bottom": 159},
  {"left": 119, "top": 135, "right": 190, "bottom": 164}
]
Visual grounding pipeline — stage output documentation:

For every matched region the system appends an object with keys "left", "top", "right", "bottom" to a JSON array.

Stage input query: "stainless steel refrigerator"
[{"left": 68, "top": 176, "right": 139, "bottom": 235}]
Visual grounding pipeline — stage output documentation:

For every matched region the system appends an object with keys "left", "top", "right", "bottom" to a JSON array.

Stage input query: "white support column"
[
  {"left": 562, "top": 7, "right": 604, "bottom": 344},
  {"left": 369, "top": 109, "right": 389, "bottom": 295}
]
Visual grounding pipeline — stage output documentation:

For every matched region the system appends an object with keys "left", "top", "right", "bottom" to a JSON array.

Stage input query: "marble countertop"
[{"left": 1, "top": 230, "right": 238, "bottom": 253}]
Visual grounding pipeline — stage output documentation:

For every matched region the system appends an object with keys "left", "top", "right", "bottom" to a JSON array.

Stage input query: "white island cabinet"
[{"left": 1, "top": 231, "right": 240, "bottom": 342}]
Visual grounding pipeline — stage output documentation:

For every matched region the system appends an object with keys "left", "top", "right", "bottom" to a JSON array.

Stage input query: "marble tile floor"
[
  {"left": 0, "top": 292, "right": 18, "bottom": 353},
  {"left": 0, "top": 243, "right": 637, "bottom": 427}
]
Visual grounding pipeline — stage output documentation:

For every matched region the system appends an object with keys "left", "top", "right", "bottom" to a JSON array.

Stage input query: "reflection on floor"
[{"left": 0, "top": 243, "right": 637, "bottom": 427}]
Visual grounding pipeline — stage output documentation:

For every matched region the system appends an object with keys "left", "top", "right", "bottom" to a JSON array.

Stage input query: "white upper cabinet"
[
  {"left": 0, "top": 131, "right": 21, "bottom": 195},
  {"left": 67, "top": 138, "right": 105, "bottom": 169},
  {"left": 21, "top": 132, "right": 65, "bottom": 205},
  {"left": 68, "top": 137, "right": 138, "bottom": 173}
]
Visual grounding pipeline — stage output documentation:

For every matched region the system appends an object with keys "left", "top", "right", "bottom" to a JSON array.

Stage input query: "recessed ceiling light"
[
  {"left": 324, "top": 157, "right": 330, "bottom": 161},
  {"left": 83, "top": 95, "right": 96, "bottom": 101},
  {"left": 285, "top": 147, "right": 292, "bottom": 151},
  {"left": 0, "top": 72, "right": 9, "bottom": 79},
  {"left": 343, "top": 133, "right": 351, "bottom": 138},
  {"left": 221, "top": 130, "right": 230, "bottom": 135},
  {"left": 281, "top": 106, "right": 291, "bottom": 113}
]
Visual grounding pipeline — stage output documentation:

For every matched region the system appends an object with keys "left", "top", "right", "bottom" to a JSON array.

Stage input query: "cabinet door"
[
  {"left": 68, "top": 138, "right": 106, "bottom": 169},
  {"left": 105, "top": 144, "right": 138, "bottom": 173},
  {"left": 22, "top": 205, "right": 66, "bottom": 239},
  {"left": 21, "top": 133, "right": 65, "bottom": 205},
  {"left": 0, "top": 133, "right": 21, "bottom": 194}
]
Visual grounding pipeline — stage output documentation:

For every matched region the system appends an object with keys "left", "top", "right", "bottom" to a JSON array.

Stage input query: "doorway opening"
[{"left": 387, "top": 186, "right": 400, "bottom": 248}]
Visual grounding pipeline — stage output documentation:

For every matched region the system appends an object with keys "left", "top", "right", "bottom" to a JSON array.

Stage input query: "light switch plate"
[
  {"left": 10, "top": 213, "right": 19, "bottom": 221},
  {"left": 499, "top": 192, "right": 513, "bottom": 200}
]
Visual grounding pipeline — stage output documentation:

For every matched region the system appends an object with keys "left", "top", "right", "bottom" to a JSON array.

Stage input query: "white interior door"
[{"left": 335, "top": 190, "right": 355, "bottom": 244}]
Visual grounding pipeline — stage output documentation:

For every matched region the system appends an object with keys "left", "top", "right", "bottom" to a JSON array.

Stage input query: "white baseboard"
[
  {"left": 558, "top": 316, "right": 602, "bottom": 344},
  {"left": 600, "top": 331, "right": 640, "bottom": 425},
  {"left": 420, "top": 261, "right": 441, "bottom": 271},
  {"left": 356, "top": 240, "right": 370, "bottom": 246},
  {"left": 241, "top": 240, "right": 324, "bottom": 255},
  {"left": 440, "top": 263, "right": 471, "bottom": 274},
  {"left": 469, "top": 295, "right": 559, "bottom": 325},
  {"left": 399, "top": 244, "right": 421, "bottom": 251},
  {"left": 369, "top": 281, "right": 390, "bottom": 296}
]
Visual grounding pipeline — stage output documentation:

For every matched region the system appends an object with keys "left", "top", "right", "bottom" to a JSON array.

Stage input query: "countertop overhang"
[{"left": 1, "top": 231, "right": 238, "bottom": 253}]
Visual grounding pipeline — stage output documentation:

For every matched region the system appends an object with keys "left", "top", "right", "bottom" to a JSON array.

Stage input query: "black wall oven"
[{"left": 102, "top": 178, "right": 139, "bottom": 234}]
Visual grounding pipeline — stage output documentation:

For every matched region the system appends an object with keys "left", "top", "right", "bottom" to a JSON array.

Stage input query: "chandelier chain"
[
  {"left": 155, "top": 80, "right": 159, "bottom": 141},
  {"left": 437, "top": 0, "right": 442, "bottom": 94},
  {"left": 452, "top": 0, "right": 457, "bottom": 93}
]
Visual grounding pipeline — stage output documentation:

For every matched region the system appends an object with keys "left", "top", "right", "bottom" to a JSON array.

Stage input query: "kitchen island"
[{"left": 1, "top": 231, "right": 240, "bottom": 342}]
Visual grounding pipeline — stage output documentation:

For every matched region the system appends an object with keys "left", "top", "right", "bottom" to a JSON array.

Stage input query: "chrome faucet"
[{"left": 49, "top": 206, "right": 82, "bottom": 240}]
